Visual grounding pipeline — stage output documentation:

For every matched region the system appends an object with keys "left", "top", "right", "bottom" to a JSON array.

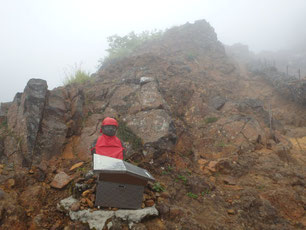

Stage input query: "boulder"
[
  {"left": 125, "top": 109, "right": 176, "bottom": 152},
  {"left": 139, "top": 81, "right": 165, "bottom": 110},
  {"left": 7, "top": 79, "right": 48, "bottom": 166},
  {"left": 209, "top": 96, "right": 226, "bottom": 110}
]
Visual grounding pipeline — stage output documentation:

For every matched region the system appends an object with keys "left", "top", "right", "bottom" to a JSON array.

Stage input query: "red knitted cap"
[{"left": 102, "top": 117, "right": 118, "bottom": 127}]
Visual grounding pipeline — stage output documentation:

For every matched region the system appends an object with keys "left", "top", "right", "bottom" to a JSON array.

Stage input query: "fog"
[{"left": 1, "top": 0, "right": 306, "bottom": 102}]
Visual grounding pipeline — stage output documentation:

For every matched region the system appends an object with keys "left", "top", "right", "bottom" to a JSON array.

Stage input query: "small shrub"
[
  {"left": 201, "top": 188, "right": 210, "bottom": 196},
  {"left": 185, "top": 51, "right": 198, "bottom": 61},
  {"left": 153, "top": 182, "right": 165, "bottom": 192},
  {"left": 187, "top": 192, "right": 198, "bottom": 199},
  {"left": 63, "top": 64, "right": 91, "bottom": 86},
  {"left": 205, "top": 117, "right": 218, "bottom": 124},
  {"left": 103, "top": 30, "right": 163, "bottom": 64},
  {"left": 177, "top": 175, "right": 188, "bottom": 184}
]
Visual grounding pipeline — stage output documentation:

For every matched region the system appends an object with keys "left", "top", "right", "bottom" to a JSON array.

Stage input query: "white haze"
[{"left": 1, "top": 0, "right": 305, "bottom": 102}]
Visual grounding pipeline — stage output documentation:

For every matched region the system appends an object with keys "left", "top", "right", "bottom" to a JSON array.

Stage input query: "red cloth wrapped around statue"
[{"left": 94, "top": 117, "right": 124, "bottom": 160}]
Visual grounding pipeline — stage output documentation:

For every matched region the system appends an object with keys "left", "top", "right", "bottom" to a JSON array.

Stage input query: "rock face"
[
  {"left": 126, "top": 109, "right": 175, "bottom": 149},
  {"left": 34, "top": 88, "right": 68, "bottom": 162},
  {"left": 1, "top": 20, "right": 306, "bottom": 230},
  {"left": 7, "top": 79, "right": 48, "bottom": 166}
]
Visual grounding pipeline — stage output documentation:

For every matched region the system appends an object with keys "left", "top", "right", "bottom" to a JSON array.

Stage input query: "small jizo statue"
[{"left": 91, "top": 117, "right": 125, "bottom": 160}]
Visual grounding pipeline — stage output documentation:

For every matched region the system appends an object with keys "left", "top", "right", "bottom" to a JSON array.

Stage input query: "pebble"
[
  {"left": 145, "top": 199, "right": 155, "bottom": 207},
  {"left": 227, "top": 209, "right": 235, "bottom": 215},
  {"left": 71, "top": 202, "right": 80, "bottom": 212},
  {"left": 7, "top": 178, "right": 15, "bottom": 188}
]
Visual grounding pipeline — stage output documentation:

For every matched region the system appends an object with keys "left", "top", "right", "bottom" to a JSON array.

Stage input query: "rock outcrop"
[
  {"left": 7, "top": 79, "right": 48, "bottom": 166},
  {"left": 0, "top": 19, "right": 305, "bottom": 230}
]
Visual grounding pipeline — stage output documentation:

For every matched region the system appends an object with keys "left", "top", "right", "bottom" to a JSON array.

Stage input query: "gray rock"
[
  {"left": 140, "top": 77, "right": 154, "bottom": 85},
  {"left": 0, "top": 189, "right": 6, "bottom": 200},
  {"left": 209, "top": 96, "right": 226, "bottom": 110},
  {"left": 139, "top": 82, "right": 165, "bottom": 110},
  {"left": 115, "top": 207, "right": 158, "bottom": 229},
  {"left": 58, "top": 196, "right": 158, "bottom": 230},
  {"left": 84, "top": 170, "right": 94, "bottom": 180},
  {"left": 35, "top": 87, "right": 68, "bottom": 161},
  {"left": 0, "top": 102, "right": 12, "bottom": 124},
  {"left": 50, "top": 172, "right": 73, "bottom": 189},
  {"left": 7, "top": 79, "right": 48, "bottom": 166},
  {"left": 125, "top": 109, "right": 175, "bottom": 144}
]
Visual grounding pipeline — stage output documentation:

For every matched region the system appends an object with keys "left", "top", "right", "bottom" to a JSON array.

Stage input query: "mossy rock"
[{"left": 117, "top": 120, "right": 143, "bottom": 152}]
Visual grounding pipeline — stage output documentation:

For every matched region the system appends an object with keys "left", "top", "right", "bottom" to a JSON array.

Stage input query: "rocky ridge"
[{"left": 0, "top": 19, "right": 305, "bottom": 229}]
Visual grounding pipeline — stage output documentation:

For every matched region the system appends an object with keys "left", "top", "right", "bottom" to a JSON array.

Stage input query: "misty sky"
[{"left": 1, "top": 0, "right": 306, "bottom": 103}]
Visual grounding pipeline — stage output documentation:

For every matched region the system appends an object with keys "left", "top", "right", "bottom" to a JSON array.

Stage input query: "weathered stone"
[
  {"left": 209, "top": 96, "right": 226, "bottom": 110},
  {"left": 0, "top": 102, "right": 11, "bottom": 124},
  {"left": 58, "top": 196, "right": 158, "bottom": 230},
  {"left": 144, "top": 199, "right": 155, "bottom": 207},
  {"left": 7, "top": 79, "right": 48, "bottom": 166},
  {"left": 139, "top": 81, "right": 165, "bottom": 110},
  {"left": 125, "top": 109, "right": 176, "bottom": 147},
  {"left": 50, "top": 172, "right": 73, "bottom": 189},
  {"left": 207, "top": 161, "right": 218, "bottom": 172},
  {"left": 68, "top": 87, "right": 85, "bottom": 136},
  {"left": 71, "top": 202, "right": 80, "bottom": 212},
  {"left": 140, "top": 77, "right": 154, "bottom": 85},
  {"left": 227, "top": 209, "right": 235, "bottom": 215},
  {"left": 35, "top": 87, "right": 68, "bottom": 162}
]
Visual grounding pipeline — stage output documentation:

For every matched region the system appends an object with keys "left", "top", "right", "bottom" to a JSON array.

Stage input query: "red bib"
[{"left": 95, "top": 134, "right": 124, "bottom": 160}]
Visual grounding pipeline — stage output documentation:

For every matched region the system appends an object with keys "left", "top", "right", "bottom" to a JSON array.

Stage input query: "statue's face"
[{"left": 102, "top": 125, "right": 117, "bottom": 136}]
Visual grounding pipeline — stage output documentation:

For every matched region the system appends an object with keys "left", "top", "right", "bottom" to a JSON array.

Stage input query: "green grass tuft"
[
  {"left": 187, "top": 192, "right": 198, "bottom": 199},
  {"left": 153, "top": 182, "right": 165, "bottom": 192},
  {"left": 205, "top": 117, "right": 218, "bottom": 124},
  {"left": 63, "top": 64, "right": 91, "bottom": 86}
]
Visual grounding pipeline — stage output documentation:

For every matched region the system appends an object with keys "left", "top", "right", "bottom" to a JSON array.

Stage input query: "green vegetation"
[
  {"left": 187, "top": 192, "right": 198, "bottom": 199},
  {"left": 214, "top": 141, "right": 227, "bottom": 148},
  {"left": 63, "top": 64, "right": 91, "bottom": 86},
  {"left": 117, "top": 120, "right": 143, "bottom": 152},
  {"left": 162, "top": 165, "right": 173, "bottom": 175},
  {"left": 205, "top": 117, "right": 218, "bottom": 124},
  {"left": 201, "top": 188, "right": 210, "bottom": 196},
  {"left": 185, "top": 51, "right": 199, "bottom": 61},
  {"left": 152, "top": 182, "right": 165, "bottom": 192},
  {"left": 103, "top": 30, "right": 163, "bottom": 63},
  {"left": 0, "top": 120, "right": 7, "bottom": 129},
  {"left": 256, "top": 185, "right": 265, "bottom": 190},
  {"left": 177, "top": 175, "right": 188, "bottom": 184}
]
